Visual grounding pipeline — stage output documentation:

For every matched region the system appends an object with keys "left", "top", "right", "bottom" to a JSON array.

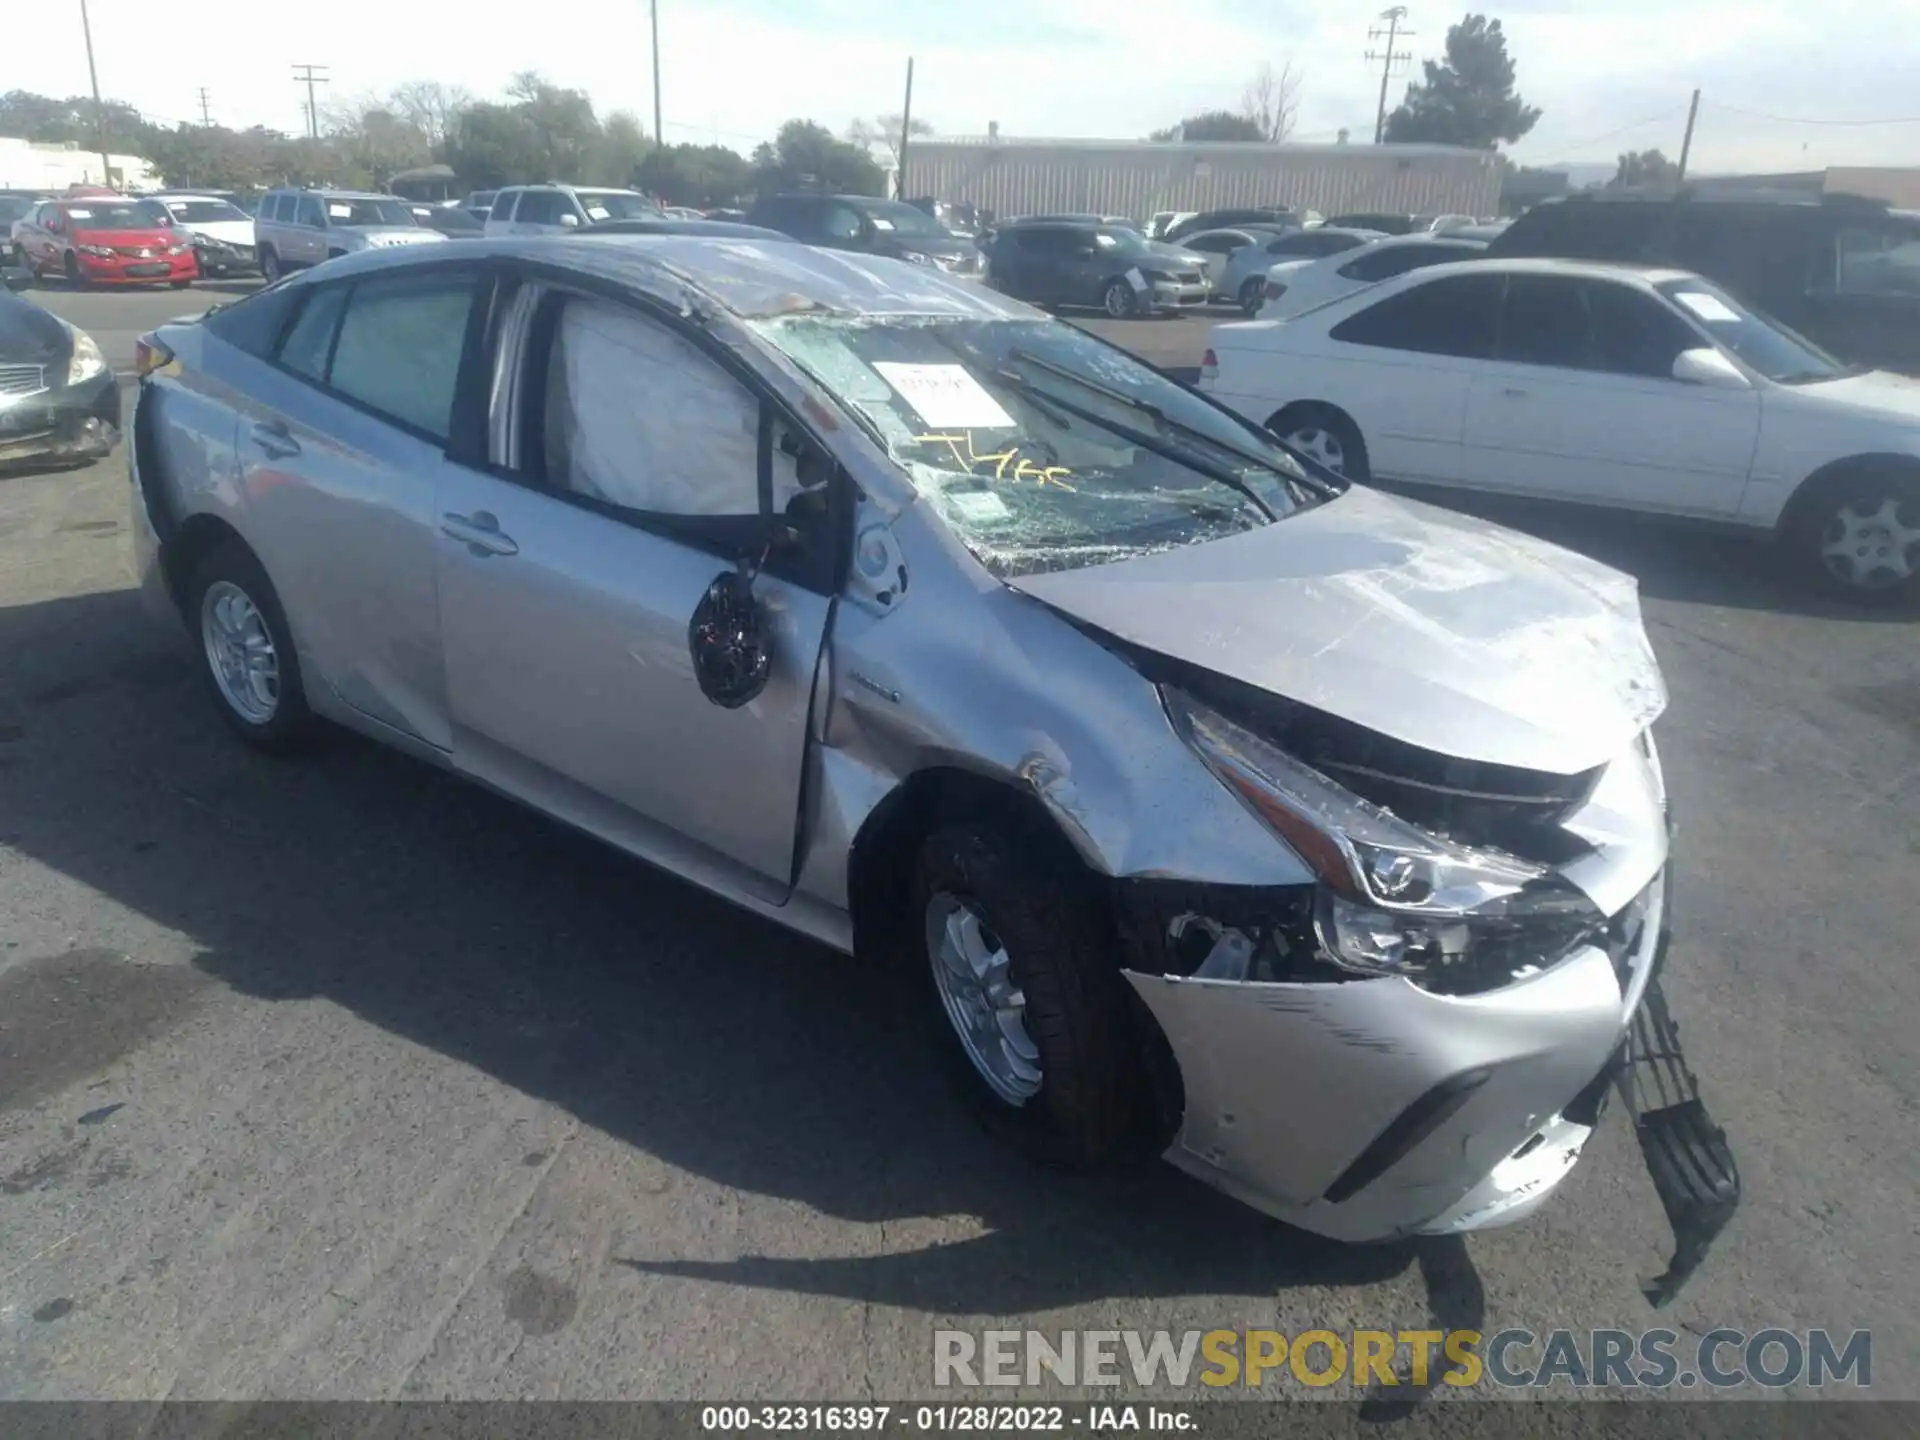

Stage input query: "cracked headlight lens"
[
  {"left": 1165, "top": 687, "right": 1604, "bottom": 989},
  {"left": 63, "top": 322, "right": 107, "bottom": 385}
]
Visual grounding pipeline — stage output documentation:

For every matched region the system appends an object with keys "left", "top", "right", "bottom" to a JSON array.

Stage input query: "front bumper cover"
[{"left": 0, "top": 368, "right": 120, "bottom": 469}]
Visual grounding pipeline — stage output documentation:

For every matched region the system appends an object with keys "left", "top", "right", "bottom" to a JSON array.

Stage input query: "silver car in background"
[{"left": 126, "top": 236, "right": 1735, "bottom": 1256}]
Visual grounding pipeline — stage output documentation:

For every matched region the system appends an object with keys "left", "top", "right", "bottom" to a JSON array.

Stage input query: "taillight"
[
  {"left": 133, "top": 333, "right": 173, "bottom": 379},
  {"left": 1200, "top": 348, "right": 1218, "bottom": 383}
]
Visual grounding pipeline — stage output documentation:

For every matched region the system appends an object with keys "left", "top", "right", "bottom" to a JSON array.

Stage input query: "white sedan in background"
[
  {"left": 1257, "top": 233, "right": 1489, "bottom": 320},
  {"left": 1200, "top": 257, "right": 1920, "bottom": 601}
]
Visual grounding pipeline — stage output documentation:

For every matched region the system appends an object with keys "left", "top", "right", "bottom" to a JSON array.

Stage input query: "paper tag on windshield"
[
  {"left": 873, "top": 362, "right": 1015, "bottom": 429},
  {"left": 1673, "top": 290, "right": 1739, "bottom": 324},
  {"left": 586, "top": 205, "right": 610, "bottom": 220},
  {"left": 945, "top": 489, "right": 1012, "bottom": 524},
  {"left": 1125, "top": 267, "right": 1148, "bottom": 293},
  {"left": 328, "top": 203, "right": 352, "bottom": 219}
]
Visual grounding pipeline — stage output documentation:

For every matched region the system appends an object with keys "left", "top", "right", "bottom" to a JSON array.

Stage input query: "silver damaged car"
[{"left": 128, "top": 236, "right": 1736, "bottom": 1255}]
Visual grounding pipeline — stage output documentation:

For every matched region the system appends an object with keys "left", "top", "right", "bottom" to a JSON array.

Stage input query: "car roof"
[
  {"left": 272, "top": 188, "right": 389, "bottom": 200},
  {"left": 279, "top": 233, "right": 1035, "bottom": 322},
  {"left": 587, "top": 219, "right": 791, "bottom": 240},
  {"left": 1393, "top": 256, "right": 1694, "bottom": 286}
]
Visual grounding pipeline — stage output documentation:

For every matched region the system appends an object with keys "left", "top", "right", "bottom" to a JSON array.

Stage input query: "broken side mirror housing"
[
  {"left": 689, "top": 566, "right": 772, "bottom": 709},
  {"left": 1671, "top": 347, "right": 1750, "bottom": 390}
]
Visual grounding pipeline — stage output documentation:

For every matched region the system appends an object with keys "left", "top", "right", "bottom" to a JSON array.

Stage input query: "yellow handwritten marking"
[{"left": 911, "top": 433, "right": 1075, "bottom": 491}]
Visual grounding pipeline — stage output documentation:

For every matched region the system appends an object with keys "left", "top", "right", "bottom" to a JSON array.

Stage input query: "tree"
[
  {"left": 634, "top": 143, "right": 753, "bottom": 207},
  {"left": 1609, "top": 148, "right": 1678, "bottom": 191},
  {"left": 324, "top": 96, "right": 433, "bottom": 187},
  {"left": 589, "top": 110, "right": 653, "bottom": 186},
  {"left": 1382, "top": 14, "right": 1541, "bottom": 150},
  {"left": 1241, "top": 61, "right": 1302, "bottom": 142},
  {"left": 750, "top": 120, "right": 884, "bottom": 196},
  {"left": 1148, "top": 110, "right": 1267, "bottom": 143},
  {"left": 388, "top": 80, "right": 474, "bottom": 153},
  {"left": 848, "top": 112, "right": 934, "bottom": 177}
]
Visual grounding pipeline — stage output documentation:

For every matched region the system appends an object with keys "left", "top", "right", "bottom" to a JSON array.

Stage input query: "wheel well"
[
  {"left": 163, "top": 513, "right": 250, "bottom": 613},
  {"left": 1776, "top": 453, "right": 1920, "bottom": 537},
  {"left": 844, "top": 766, "right": 1099, "bottom": 967}
]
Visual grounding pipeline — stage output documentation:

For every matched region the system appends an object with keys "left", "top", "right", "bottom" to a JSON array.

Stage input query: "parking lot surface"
[{"left": 2, "top": 283, "right": 1916, "bottom": 1402}]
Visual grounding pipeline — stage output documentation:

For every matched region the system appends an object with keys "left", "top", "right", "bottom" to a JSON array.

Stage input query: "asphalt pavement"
[{"left": 1, "top": 282, "right": 1915, "bottom": 1406}]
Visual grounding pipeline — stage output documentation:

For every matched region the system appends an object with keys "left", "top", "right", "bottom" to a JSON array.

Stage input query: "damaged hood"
[{"left": 1009, "top": 486, "right": 1666, "bottom": 775}]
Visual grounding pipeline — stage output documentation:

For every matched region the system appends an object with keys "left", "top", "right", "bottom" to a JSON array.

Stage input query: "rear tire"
[
  {"left": 1789, "top": 465, "right": 1920, "bottom": 605},
  {"left": 1239, "top": 276, "right": 1266, "bottom": 316},
  {"left": 259, "top": 247, "right": 281, "bottom": 283},
  {"left": 1268, "top": 402, "right": 1370, "bottom": 484},
  {"left": 911, "top": 819, "right": 1144, "bottom": 1167},
  {"left": 187, "top": 541, "right": 315, "bottom": 751}
]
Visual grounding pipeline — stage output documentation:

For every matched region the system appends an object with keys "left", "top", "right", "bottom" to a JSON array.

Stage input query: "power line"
[
  {"left": 1704, "top": 99, "right": 1920, "bottom": 128},
  {"left": 1366, "top": 6, "right": 1412, "bottom": 145},
  {"left": 292, "top": 63, "right": 329, "bottom": 140},
  {"left": 1539, "top": 105, "right": 1689, "bottom": 157}
]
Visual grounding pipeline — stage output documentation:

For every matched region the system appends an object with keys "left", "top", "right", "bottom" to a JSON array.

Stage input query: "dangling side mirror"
[{"left": 688, "top": 566, "right": 772, "bottom": 709}]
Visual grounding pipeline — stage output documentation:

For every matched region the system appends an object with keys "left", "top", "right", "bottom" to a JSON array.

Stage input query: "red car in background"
[{"left": 13, "top": 197, "right": 198, "bottom": 288}]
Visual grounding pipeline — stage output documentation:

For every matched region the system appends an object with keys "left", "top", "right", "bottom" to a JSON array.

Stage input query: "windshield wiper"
[
  {"left": 993, "top": 367, "right": 1278, "bottom": 522},
  {"left": 1006, "top": 346, "right": 1341, "bottom": 501}
]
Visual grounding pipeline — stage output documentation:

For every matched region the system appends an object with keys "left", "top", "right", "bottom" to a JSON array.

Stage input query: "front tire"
[
  {"left": 911, "top": 820, "right": 1141, "bottom": 1166},
  {"left": 188, "top": 542, "right": 314, "bottom": 750},
  {"left": 1100, "top": 279, "right": 1138, "bottom": 318},
  {"left": 259, "top": 246, "right": 281, "bottom": 283},
  {"left": 1794, "top": 467, "right": 1920, "bottom": 604},
  {"left": 170, "top": 278, "right": 193, "bottom": 289},
  {"left": 64, "top": 251, "right": 86, "bottom": 289}
]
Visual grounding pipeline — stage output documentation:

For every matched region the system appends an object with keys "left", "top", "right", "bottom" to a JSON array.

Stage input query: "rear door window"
[
  {"left": 327, "top": 270, "right": 481, "bottom": 440},
  {"left": 1329, "top": 273, "right": 1502, "bottom": 359}
]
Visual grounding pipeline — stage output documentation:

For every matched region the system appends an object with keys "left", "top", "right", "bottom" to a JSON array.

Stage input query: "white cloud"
[{"left": 8, "top": 0, "right": 1918, "bottom": 173}]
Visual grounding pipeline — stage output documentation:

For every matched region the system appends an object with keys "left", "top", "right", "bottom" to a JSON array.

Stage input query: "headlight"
[
  {"left": 63, "top": 323, "right": 107, "bottom": 385},
  {"left": 901, "top": 250, "right": 931, "bottom": 266},
  {"left": 167, "top": 243, "right": 191, "bottom": 255},
  {"left": 1165, "top": 688, "right": 1605, "bottom": 991},
  {"left": 78, "top": 244, "right": 116, "bottom": 258},
  {"left": 195, "top": 237, "right": 233, "bottom": 254}
]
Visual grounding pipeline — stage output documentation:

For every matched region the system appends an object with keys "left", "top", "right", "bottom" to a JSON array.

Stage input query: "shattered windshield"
[{"left": 753, "top": 315, "right": 1326, "bottom": 576}]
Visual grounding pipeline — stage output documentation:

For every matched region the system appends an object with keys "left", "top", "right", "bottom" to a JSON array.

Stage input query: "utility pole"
[
  {"left": 1676, "top": 88, "right": 1701, "bottom": 184},
  {"left": 197, "top": 87, "right": 213, "bottom": 126},
  {"left": 292, "top": 64, "right": 328, "bottom": 140},
  {"left": 1367, "top": 6, "right": 1413, "bottom": 145},
  {"left": 650, "top": 0, "right": 664, "bottom": 149},
  {"left": 897, "top": 58, "right": 915, "bottom": 200},
  {"left": 77, "top": 0, "right": 113, "bottom": 186}
]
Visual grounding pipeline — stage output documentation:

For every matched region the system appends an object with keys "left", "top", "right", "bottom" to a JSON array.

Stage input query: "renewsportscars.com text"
[{"left": 933, "top": 1328, "right": 1872, "bottom": 1391}]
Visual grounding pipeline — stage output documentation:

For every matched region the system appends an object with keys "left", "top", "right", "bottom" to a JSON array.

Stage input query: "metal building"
[{"left": 905, "top": 135, "right": 1501, "bottom": 223}]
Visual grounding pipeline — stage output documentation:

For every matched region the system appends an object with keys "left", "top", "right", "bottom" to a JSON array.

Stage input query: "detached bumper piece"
[
  {"left": 0, "top": 372, "right": 121, "bottom": 470},
  {"left": 1614, "top": 975, "right": 1740, "bottom": 1307}
]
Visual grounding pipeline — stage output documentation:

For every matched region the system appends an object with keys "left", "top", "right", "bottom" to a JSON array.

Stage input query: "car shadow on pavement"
[
  {"left": 1385, "top": 488, "right": 1917, "bottom": 621},
  {"left": 0, "top": 585, "right": 1483, "bottom": 1333}
]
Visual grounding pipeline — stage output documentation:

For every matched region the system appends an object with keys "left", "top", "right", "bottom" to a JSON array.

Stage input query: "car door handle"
[
  {"left": 441, "top": 510, "right": 519, "bottom": 557},
  {"left": 1500, "top": 386, "right": 1531, "bottom": 399},
  {"left": 249, "top": 420, "right": 301, "bottom": 458}
]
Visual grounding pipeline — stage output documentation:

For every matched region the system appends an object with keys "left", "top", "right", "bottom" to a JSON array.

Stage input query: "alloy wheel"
[
  {"left": 925, "top": 891, "right": 1043, "bottom": 1106},
  {"left": 200, "top": 580, "right": 281, "bottom": 724}
]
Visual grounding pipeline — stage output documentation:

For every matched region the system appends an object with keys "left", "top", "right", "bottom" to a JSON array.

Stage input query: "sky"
[{"left": 11, "top": 0, "right": 1920, "bottom": 175}]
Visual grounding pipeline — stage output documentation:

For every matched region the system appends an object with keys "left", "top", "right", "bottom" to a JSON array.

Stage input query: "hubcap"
[
  {"left": 1104, "top": 285, "right": 1130, "bottom": 317},
  {"left": 925, "top": 892, "right": 1042, "bottom": 1106},
  {"left": 1283, "top": 425, "right": 1346, "bottom": 475},
  {"left": 200, "top": 581, "right": 280, "bottom": 724},
  {"left": 1820, "top": 494, "right": 1920, "bottom": 589}
]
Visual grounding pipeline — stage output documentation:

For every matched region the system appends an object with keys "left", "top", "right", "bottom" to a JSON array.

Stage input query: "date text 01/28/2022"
[{"left": 700, "top": 1406, "right": 1194, "bottom": 1432}]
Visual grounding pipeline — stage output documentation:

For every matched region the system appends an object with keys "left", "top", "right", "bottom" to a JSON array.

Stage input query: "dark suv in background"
[
  {"left": 745, "top": 194, "right": 979, "bottom": 274},
  {"left": 1488, "top": 192, "right": 1920, "bottom": 373},
  {"left": 984, "top": 220, "right": 1210, "bottom": 316}
]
